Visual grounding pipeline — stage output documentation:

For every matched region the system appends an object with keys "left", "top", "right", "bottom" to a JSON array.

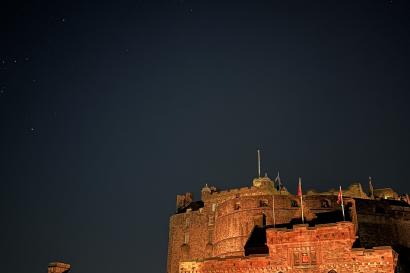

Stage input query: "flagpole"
[
  {"left": 272, "top": 193, "right": 276, "bottom": 227},
  {"left": 340, "top": 186, "right": 345, "bottom": 221},
  {"left": 257, "top": 149, "right": 261, "bottom": 178},
  {"left": 299, "top": 177, "right": 304, "bottom": 224},
  {"left": 301, "top": 193, "right": 304, "bottom": 224}
]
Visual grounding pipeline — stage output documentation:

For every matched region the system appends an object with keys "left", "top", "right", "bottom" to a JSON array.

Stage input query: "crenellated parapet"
[{"left": 307, "top": 182, "right": 370, "bottom": 199}]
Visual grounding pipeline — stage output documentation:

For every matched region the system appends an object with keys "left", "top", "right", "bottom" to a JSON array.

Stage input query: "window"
[
  {"left": 211, "top": 203, "right": 216, "bottom": 212},
  {"left": 293, "top": 252, "right": 300, "bottom": 266},
  {"left": 321, "top": 199, "right": 330, "bottom": 208},
  {"left": 234, "top": 202, "right": 240, "bottom": 210},
  {"left": 301, "top": 253, "right": 309, "bottom": 263},
  {"left": 310, "top": 251, "right": 317, "bottom": 264},
  {"left": 291, "top": 200, "right": 299, "bottom": 207},
  {"left": 184, "top": 233, "right": 189, "bottom": 244},
  {"left": 208, "top": 215, "right": 214, "bottom": 226},
  {"left": 293, "top": 249, "right": 317, "bottom": 266},
  {"left": 259, "top": 199, "right": 268, "bottom": 207},
  {"left": 328, "top": 270, "right": 337, "bottom": 273}
]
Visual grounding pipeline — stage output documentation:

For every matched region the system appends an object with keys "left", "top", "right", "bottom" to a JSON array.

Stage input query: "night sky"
[{"left": 1, "top": 0, "right": 410, "bottom": 272}]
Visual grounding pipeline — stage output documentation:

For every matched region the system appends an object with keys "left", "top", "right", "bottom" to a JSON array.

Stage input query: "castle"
[{"left": 167, "top": 169, "right": 410, "bottom": 273}]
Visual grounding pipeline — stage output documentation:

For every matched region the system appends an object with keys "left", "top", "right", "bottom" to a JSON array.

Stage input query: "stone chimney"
[{"left": 48, "top": 262, "right": 70, "bottom": 273}]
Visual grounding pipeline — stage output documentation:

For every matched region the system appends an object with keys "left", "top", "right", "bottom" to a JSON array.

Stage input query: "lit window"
[
  {"left": 208, "top": 216, "right": 214, "bottom": 226},
  {"left": 212, "top": 203, "right": 216, "bottom": 212},
  {"left": 259, "top": 199, "right": 268, "bottom": 207}
]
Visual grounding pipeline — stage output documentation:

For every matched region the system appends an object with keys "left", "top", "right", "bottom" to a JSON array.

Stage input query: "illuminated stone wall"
[
  {"left": 168, "top": 177, "right": 354, "bottom": 273},
  {"left": 179, "top": 223, "right": 397, "bottom": 273},
  {"left": 168, "top": 177, "right": 406, "bottom": 273}
]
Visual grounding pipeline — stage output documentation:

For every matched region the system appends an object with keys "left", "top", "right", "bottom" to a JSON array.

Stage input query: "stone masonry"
[{"left": 168, "top": 175, "right": 409, "bottom": 273}]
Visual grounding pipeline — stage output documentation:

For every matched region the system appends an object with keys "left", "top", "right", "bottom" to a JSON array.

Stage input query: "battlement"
[
  {"left": 350, "top": 247, "right": 398, "bottom": 269},
  {"left": 201, "top": 185, "right": 267, "bottom": 202},
  {"left": 352, "top": 246, "right": 395, "bottom": 253},
  {"left": 200, "top": 176, "right": 291, "bottom": 202},
  {"left": 270, "top": 221, "right": 353, "bottom": 231},
  {"left": 355, "top": 198, "right": 410, "bottom": 217},
  {"left": 307, "top": 183, "right": 370, "bottom": 199},
  {"left": 266, "top": 221, "right": 356, "bottom": 248}
]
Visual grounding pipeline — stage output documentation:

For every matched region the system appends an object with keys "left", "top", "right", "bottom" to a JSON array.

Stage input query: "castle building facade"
[{"left": 167, "top": 175, "right": 410, "bottom": 273}]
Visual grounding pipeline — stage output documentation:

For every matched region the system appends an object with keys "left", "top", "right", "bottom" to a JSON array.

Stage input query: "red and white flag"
[
  {"left": 337, "top": 186, "right": 345, "bottom": 221},
  {"left": 297, "top": 178, "right": 302, "bottom": 197},
  {"left": 337, "top": 186, "right": 343, "bottom": 205}
]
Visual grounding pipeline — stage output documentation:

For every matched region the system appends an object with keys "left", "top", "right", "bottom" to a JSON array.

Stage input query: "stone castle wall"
[
  {"left": 169, "top": 178, "right": 407, "bottom": 273},
  {"left": 179, "top": 223, "right": 397, "bottom": 273},
  {"left": 168, "top": 179, "right": 357, "bottom": 273},
  {"left": 355, "top": 199, "right": 410, "bottom": 249}
]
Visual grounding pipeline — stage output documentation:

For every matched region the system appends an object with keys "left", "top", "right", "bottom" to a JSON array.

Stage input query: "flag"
[
  {"left": 337, "top": 186, "right": 343, "bottom": 205},
  {"left": 297, "top": 178, "right": 302, "bottom": 196},
  {"left": 338, "top": 186, "right": 345, "bottom": 221}
]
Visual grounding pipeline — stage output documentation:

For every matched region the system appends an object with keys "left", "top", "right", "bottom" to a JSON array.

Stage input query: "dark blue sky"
[{"left": 1, "top": 0, "right": 410, "bottom": 273}]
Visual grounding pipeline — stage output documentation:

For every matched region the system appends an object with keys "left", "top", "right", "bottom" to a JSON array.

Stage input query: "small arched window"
[
  {"left": 211, "top": 203, "right": 216, "bottom": 212},
  {"left": 259, "top": 199, "right": 268, "bottom": 207},
  {"left": 328, "top": 270, "right": 337, "bottom": 273},
  {"left": 321, "top": 199, "right": 330, "bottom": 208},
  {"left": 291, "top": 200, "right": 299, "bottom": 207}
]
